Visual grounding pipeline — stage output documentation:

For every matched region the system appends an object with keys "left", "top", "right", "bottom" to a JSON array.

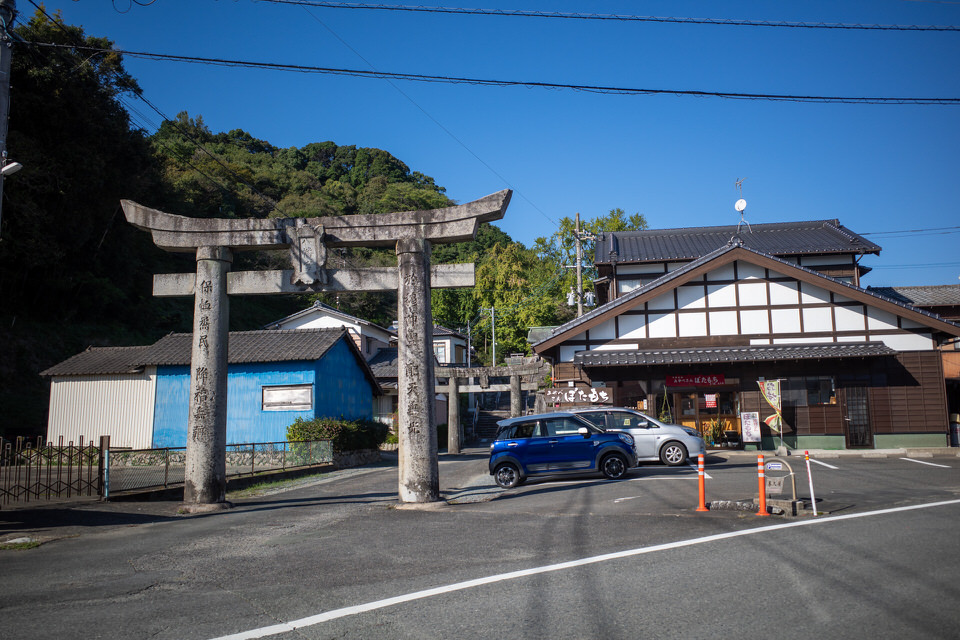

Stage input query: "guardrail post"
[
  {"left": 757, "top": 454, "right": 769, "bottom": 516},
  {"left": 696, "top": 453, "right": 709, "bottom": 512}
]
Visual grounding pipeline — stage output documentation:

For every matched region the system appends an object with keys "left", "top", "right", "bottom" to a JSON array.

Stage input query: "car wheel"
[
  {"left": 660, "top": 441, "right": 688, "bottom": 466},
  {"left": 600, "top": 453, "right": 628, "bottom": 480},
  {"left": 493, "top": 462, "right": 521, "bottom": 489}
]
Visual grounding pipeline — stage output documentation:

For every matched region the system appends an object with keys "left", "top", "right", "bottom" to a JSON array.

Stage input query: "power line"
[
  {"left": 258, "top": 1, "right": 960, "bottom": 32},
  {"left": 21, "top": 41, "right": 960, "bottom": 106},
  {"left": 861, "top": 225, "right": 960, "bottom": 236}
]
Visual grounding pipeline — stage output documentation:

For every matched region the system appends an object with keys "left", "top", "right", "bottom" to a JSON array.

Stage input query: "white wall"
[{"left": 46, "top": 368, "right": 157, "bottom": 449}]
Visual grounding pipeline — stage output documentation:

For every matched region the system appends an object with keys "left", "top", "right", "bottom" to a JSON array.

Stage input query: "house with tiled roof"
[
  {"left": 534, "top": 222, "right": 960, "bottom": 451},
  {"left": 42, "top": 329, "right": 380, "bottom": 449}
]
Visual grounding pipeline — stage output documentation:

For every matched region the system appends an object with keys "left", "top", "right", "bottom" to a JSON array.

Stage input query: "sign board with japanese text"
[
  {"left": 741, "top": 411, "right": 761, "bottom": 443},
  {"left": 546, "top": 387, "right": 613, "bottom": 405},
  {"left": 666, "top": 375, "right": 725, "bottom": 387}
]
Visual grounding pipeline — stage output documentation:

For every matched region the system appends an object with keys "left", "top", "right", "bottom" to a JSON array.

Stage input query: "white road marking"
[
  {"left": 809, "top": 459, "right": 839, "bottom": 470},
  {"left": 208, "top": 498, "right": 960, "bottom": 640},
  {"left": 900, "top": 457, "right": 951, "bottom": 469},
  {"left": 688, "top": 463, "right": 713, "bottom": 479}
]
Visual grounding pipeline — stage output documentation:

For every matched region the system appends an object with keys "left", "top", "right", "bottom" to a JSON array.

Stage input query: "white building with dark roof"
[{"left": 535, "top": 224, "right": 960, "bottom": 451}]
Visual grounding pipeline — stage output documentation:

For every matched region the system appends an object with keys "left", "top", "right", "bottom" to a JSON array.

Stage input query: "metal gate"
[
  {"left": 0, "top": 436, "right": 104, "bottom": 505},
  {"left": 843, "top": 387, "right": 873, "bottom": 448}
]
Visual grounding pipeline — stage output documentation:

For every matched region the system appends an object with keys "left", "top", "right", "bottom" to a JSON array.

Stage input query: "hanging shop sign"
[
  {"left": 666, "top": 375, "right": 725, "bottom": 387},
  {"left": 741, "top": 411, "right": 761, "bottom": 443},
  {"left": 546, "top": 386, "right": 613, "bottom": 405}
]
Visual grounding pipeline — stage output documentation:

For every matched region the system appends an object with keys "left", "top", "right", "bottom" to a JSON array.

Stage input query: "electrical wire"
[
  {"left": 21, "top": 41, "right": 960, "bottom": 106},
  {"left": 257, "top": 1, "right": 960, "bottom": 32}
]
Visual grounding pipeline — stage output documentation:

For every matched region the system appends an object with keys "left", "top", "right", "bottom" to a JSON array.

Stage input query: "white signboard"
[{"left": 741, "top": 411, "right": 761, "bottom": 443}]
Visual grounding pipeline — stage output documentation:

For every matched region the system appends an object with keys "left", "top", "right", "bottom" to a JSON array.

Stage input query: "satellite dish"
[{"left": 735, "top": 198, "right": 747, "bottom": 212}]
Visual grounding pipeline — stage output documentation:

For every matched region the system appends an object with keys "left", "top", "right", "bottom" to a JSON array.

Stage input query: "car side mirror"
[
  {"left": 578, "top": 426, "right": 591, "bottom": 438},
  {"left": 638, "top": 420, "right": 649, "bottom": 428}
]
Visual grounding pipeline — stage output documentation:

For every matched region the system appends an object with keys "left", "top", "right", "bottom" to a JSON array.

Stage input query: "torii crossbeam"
[{"left": 123, "top": 190, "right": 511, "bottom": 507}]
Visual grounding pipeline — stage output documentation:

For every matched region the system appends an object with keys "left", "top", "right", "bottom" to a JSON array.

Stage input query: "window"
[
  {"left": 542, "top": 417, "right": 586, "bottom": 436},
  {"left": 498, "top": 421, "right": 538, "bottom": 440},
  {"left": 577, "top": 412, "right": 607, "bottom": 429},
  {"left": 782, "top": 377, "right": 836, "bottom": 407},
  {"left": 433, "top": 342, "right": 447, "bottom": 363},
  {"left": 262, "top": 384, "right": 313, "bottom": 411}
]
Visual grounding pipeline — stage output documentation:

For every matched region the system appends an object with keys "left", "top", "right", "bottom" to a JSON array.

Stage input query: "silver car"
[{"left": 569, "top": 407, "right": 705, "bottom": 466}]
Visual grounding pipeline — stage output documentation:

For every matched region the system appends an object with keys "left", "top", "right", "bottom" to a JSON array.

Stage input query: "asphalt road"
[{"left": 2, "top": 449, "right": 959, "bottom": 640}]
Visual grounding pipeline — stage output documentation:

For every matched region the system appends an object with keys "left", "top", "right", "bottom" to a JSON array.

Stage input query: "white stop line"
[{"left": 210, "top": 498, "right": 960, "bottom": 640}]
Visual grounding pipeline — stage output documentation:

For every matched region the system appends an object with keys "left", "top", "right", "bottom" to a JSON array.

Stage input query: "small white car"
[{"left": 569, "top": 407, "right": 705, "bottom": 466}]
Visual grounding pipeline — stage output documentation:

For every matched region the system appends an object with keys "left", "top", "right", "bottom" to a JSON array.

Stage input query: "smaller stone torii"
[
  {"left": 122, "top": 190, "right": 511, "bottom": 507},
  {"left": 436, "top": 357, "right": 551, "bottom": 454}
]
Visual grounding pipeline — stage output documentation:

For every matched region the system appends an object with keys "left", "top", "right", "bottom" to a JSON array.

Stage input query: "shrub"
[{"left": 286, "top": 416, "right": 389, "bottom": 453}]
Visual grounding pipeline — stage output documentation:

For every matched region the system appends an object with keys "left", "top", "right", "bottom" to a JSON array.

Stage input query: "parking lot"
[{"left": 2, "top": 448, "right": 959, "bottom": 640}]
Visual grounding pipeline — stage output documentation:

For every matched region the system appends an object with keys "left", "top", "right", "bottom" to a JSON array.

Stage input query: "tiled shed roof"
[
  {"left": 574, "top": 342, "right": 897, "bottom": 367},
  {"left": 40, "top": 345, "right": 153, "bottom": 377},
  {"left": 866, "top": 285, "right": 960, "bottom": 307},
  {"left": 595, "top": 219, "right": 880, "bottom": 264}
]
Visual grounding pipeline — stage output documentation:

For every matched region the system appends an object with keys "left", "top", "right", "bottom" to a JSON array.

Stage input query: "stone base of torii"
[{"left": 122, "top": 190, "right": 511, "bottom": 505}]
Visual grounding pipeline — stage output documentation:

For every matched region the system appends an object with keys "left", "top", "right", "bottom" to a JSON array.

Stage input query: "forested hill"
[{"left": 0, "top": 10, "right": 509, "bottom": 439}]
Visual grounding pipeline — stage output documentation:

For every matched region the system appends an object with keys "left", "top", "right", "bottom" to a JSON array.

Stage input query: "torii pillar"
[{"left": 123, "top": 190, "right": 511, "bottom": 506}]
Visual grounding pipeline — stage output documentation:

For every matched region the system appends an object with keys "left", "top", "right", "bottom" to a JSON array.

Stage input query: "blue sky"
[{"left": 29, "top": 0, "right": 960, "bottom": 286}]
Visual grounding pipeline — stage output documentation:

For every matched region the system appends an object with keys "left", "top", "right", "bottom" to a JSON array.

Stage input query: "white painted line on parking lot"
[
  {"left": 900, "top": 457, "right": 951, "bottom": 468},
  {"left": 809, "top": 459, "right": 839, "bottom": 470},
  {"left": 209, "top": 498, "right": 960, "bottom": 640},
  {"left": 688, "top": 463, "right": 713, "bottom": 479}
]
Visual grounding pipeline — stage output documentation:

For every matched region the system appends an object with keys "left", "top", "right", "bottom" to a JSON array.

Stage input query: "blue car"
[{"left": 489, "top": 412, "right": 638, "bottom": 489}]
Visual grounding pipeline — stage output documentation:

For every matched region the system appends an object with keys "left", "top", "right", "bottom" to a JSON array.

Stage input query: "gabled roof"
[
  {"left": 40, "top": 345, "right": 153, "bottom": 377},
  {"left": 43, "top": 329, "right": 382, "bottom": 393},
  {"left": 433, "top": 325, "right": 466, "bottom": 340},
  {"left": 366, "top": 347, "right": 399, "bottom": 379},
  {"left": 533, "top": 242, "right": 960, "bottom": 352},
  {"left": 264, "top": 300, "right": 393, "bottom": 335},
  {"left": 594, "top": 219, "right": 880, "bottom": 265},
  {"left": 140, "top": 329, "right": 346, "bottom": 365},
  {"left": 866, "top": 285, "right": 960, "bottom": 308}
]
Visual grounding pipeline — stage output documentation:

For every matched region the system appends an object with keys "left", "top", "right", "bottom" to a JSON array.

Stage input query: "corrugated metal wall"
[
  {"left": 152, "top": 337, "right": 376, "bottom": 447},
  {"left": 46, "top": 368, "right": 157, "bottom": 449}
]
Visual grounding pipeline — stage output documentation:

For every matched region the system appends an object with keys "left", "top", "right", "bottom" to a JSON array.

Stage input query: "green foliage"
[{"left": 286, "top": 416, "right": 389, "bottom": 453}]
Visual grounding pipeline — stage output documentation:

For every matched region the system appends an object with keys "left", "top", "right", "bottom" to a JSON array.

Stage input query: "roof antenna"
[{"left": 731, "top": 178, "right": 751, "bottom": 245}]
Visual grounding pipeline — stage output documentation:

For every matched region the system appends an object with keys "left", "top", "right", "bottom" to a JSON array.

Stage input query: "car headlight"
[
  {"left": 682, "top": 427, "right": 701, "bottom": 438},
  {"left": 618, "top": 433, "right": 634, "bottom": 446}
]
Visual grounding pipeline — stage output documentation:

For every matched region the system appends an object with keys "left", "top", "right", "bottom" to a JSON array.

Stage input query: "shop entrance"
[
  {"left": 842, "top": 386, "right": 873, "bottom": 448},
  {"left": 672, "top": 390, "right": 741, "bottom": 446}
]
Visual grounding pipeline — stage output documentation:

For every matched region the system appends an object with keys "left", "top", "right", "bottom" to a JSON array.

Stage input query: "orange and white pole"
[
  {"left": 696, "top": 453, "right": 708, "bottom": 512},
  {"left": 804, "top": 450, "right": 818, "bottom": 516},
  {"left": 756, "top": 454, "right": 769, "bottom": 516}
]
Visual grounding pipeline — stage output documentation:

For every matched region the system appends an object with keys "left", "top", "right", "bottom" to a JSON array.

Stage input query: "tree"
[{"left": 533, "top": 208, "right": 649, "bottom": 307}]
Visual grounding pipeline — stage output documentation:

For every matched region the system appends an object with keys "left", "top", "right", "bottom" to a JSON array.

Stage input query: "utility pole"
[
  {"left": 568, "top": 212, "right": 596, "bottom": 317},
  {"left": 0, "top": 0, "right": 17, "bottom": 239},
  {"left": 485, "top": 306, "right": 496, "bottom": 365}
]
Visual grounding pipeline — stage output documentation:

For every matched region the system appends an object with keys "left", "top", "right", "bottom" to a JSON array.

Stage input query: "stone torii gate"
[
  {"left": 437, "top": 357, "right": 551, "bottom": 454},
  {"left": 122, "top": 190, "right": 511, "bottom": 507}
]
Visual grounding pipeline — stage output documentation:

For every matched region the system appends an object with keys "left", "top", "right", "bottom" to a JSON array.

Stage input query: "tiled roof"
[
  {"left": 574, "top": 342, "right": 896, "bottom": 367},
  {"left": 40, "top": 345, "right": 152, "bottom": 377},
  {"left": 43, "top": 329, "right": 351, "bottom": 376},
  {"left": 526, "top": 326, "right": 559, "bottom": 344},
  {"left": 264, "top": 300, "right": 393, "bottom": 334},
  {"left": 367, "top": 347, "right": 398, "bottom": 378},
  {"left": 866, "top": 285, "right": 960, "bottom": 307},
  {"left": 139, "top": 329, "right": 345, "bottom": 366},
  {"left": 595, "top": 219, "right": 880, "bottom": 264},
  {"left": 433, "top": 325, "right": 466, "bottom": 339}
]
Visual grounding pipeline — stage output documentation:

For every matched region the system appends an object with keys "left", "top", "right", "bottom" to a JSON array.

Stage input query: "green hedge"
[{"left": 286, "top": 416, "right": 389, "bottom": 453}]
